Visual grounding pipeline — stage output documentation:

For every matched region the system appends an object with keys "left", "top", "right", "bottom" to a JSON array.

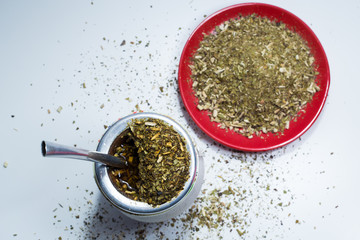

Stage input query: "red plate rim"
[{"left": 178, "top": 3, "right": 330, "bottom": 152}]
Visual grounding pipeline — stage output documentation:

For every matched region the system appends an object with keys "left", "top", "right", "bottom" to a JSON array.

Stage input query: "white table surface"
[{"left": 1, "top": 0, "right": 359, "bottom": 239}]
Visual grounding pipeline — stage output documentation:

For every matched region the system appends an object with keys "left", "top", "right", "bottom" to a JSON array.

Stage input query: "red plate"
[{"left": 178, "top": 3, "right": 330, "bottom": 151}]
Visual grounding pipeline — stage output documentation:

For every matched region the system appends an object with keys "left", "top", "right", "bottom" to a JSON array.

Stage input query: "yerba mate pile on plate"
[
  {"left": 190, "top": 14, "right": 319, "bottom": 138},
  {"left": 178, "top": 3, "right": 330, "bottom": 151}
]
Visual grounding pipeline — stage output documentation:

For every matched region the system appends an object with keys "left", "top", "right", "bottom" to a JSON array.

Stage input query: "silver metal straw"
[{"left": 41, "top": 141, "right": 127, "bottom": 168}]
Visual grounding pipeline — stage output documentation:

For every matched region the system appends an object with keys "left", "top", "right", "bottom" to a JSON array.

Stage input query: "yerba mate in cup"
[{"left": 94, "top": 112, "right": 204, "bottom": 222}]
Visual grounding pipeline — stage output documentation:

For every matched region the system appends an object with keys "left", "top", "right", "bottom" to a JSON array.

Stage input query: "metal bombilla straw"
[{"left": 41, "top": 141, "right": 128, "bottom": 168}]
